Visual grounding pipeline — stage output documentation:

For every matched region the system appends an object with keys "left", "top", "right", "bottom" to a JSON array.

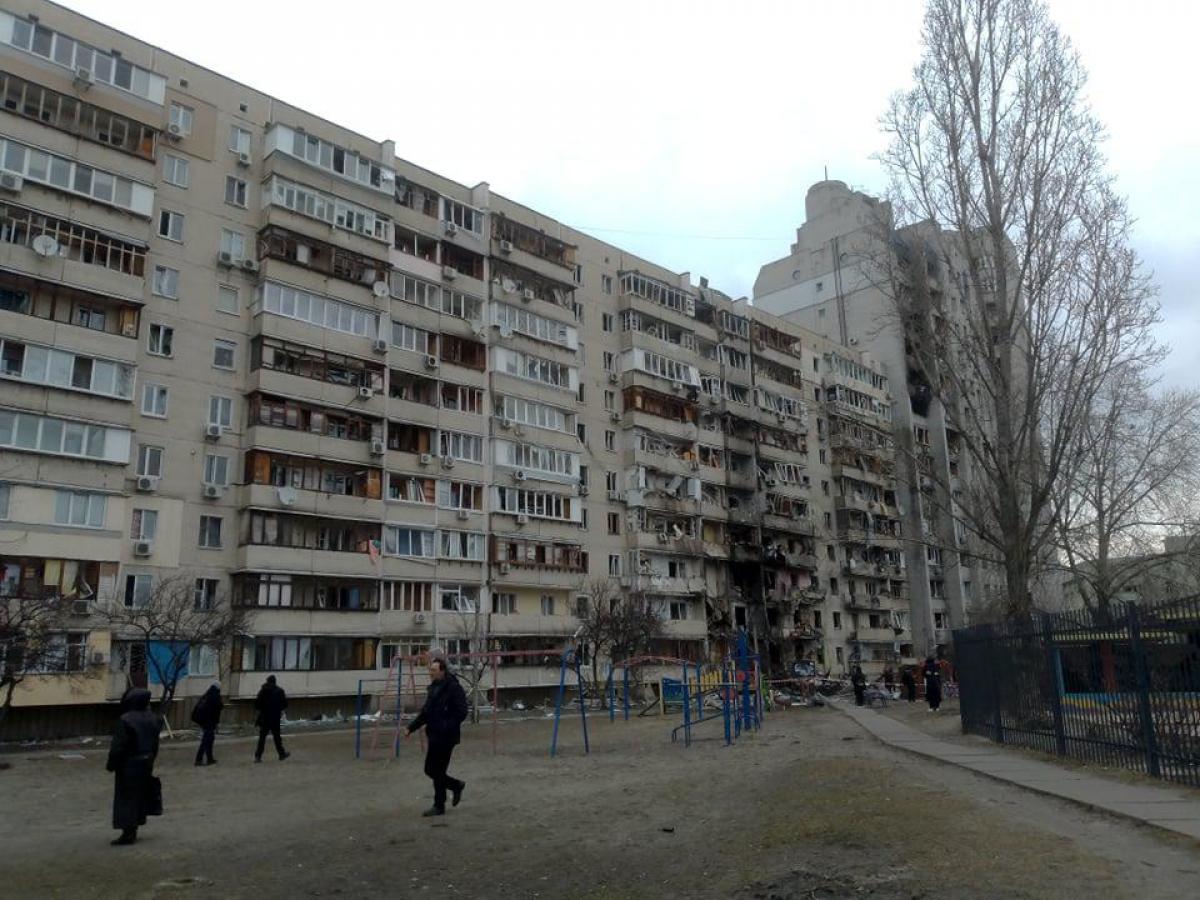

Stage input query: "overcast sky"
[{"left": 59, "top": 0, "right": 1199, "bottom": 387}]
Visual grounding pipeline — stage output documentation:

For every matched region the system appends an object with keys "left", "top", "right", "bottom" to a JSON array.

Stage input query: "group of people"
[
  {"left": 106, "top": 659, "right": 469, "bottom": 843},
  {"left": 850, "top": 656, "right": 945, "bottom": 711}
]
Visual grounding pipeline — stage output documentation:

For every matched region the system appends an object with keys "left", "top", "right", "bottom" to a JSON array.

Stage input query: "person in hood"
[
  {"left": 851, "top": 666, "right": 867, "bottom": 707},
  {"left": 105, "top": 688, "right": 160, "bottom": 845},
  {"left": 924, "top": 656, "right": 943, "bottom": 712},
  {"left": 901, "top": 666, "right": 917, "bottom": 703},
  {"left": 191, "top": 684, "right": 223, "bottom": 766},
  {"left": 404, "top": 657, "right": 468, "bottom": 817},
  {"left": 254, "top": 675, "right": 290, "bottom": 762}
]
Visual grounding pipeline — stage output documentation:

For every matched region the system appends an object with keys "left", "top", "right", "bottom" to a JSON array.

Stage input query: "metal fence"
[{"left": 955, "top": 596, "right": 1200, "bottom": 787}]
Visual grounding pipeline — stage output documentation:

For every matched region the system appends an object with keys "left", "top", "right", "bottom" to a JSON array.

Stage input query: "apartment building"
[
  {"left": 0, "top": 2, "right": 914, "bottom": 736},
  {"left": 755, "top": 180, "right": 1007, "bottom": 656}
]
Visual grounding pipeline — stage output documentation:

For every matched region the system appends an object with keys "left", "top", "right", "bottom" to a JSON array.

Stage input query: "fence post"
[
  {"left": 1041, "top": 613, "right": 1067, "bottom": 757},
  {"left": 984, "top": 623, "right": 1004, "bottom": 744},
  {"left": 1126, "top": 604, "right": 1161, "bottom": 778}
]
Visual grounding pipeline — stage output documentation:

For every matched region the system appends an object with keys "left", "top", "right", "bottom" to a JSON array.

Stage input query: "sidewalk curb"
[{"left": 835, "top": 702, "right": 1200, "bottom": 845}]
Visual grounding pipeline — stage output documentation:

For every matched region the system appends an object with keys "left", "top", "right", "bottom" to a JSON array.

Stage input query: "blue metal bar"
[
  {"left": 681, "top": 663, "right": 692, "bottom": 748},
  {"left": 576, "top": 652, "right": 590, "bottom": 755},
  {"left": 394, "top": 657, "right": 403, "bottom": 758},
  {"left": 355, "top": 679, "right": 363, "bottom": 759},
  {"left": 550, "top": 649, "right": 570, "bottom": 757},
  {"left": 607, "top": 663, "right": 615, "bottom": 723},
  {"left": 623, "top": 666, "right": 630, "bottom": 721}
]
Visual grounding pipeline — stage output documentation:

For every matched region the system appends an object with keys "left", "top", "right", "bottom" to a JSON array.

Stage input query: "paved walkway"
[{"left": 839, "top": 702, "right": 1200, "bottom": 842}]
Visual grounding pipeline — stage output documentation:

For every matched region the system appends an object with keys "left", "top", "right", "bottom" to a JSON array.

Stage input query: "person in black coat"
[
  {"left": 924, "top": 656, "right": 943, "bottom": 712},
  {"left": 106, "top": 687, "right": 160, "bottom": 846},
  {"left": 254, "top": 675, "right": 290, "bottom": 762},
  {"left": 404, "top": 658, "right": 469, "bottom": 817},
  {"left": 901, "top": 667, "right": 917, "bottom": 703},
  {"left": 191, "top": 684, "right": 223, "bottom": 766},
  {"left": 851, "top": 666, "right": 867, "bottom": 707}
]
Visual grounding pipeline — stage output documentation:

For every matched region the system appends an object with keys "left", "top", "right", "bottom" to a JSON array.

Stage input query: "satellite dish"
[
  {"left": 501, "top": 277, "right": 517, "bottom": 294},
  {"left": 276, "top": 487, "right": 297, "bottom": 507},
  {"left": 32, "top": 234, "right": 60, "bottom": 258},
  {"left": 372, "top": 281, "right": 389, "bottom": 298}
]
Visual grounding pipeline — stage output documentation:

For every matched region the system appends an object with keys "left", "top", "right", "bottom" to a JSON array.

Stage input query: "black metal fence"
[{"left": 955, "top": 596, "right": 1200, "bottom": 787}]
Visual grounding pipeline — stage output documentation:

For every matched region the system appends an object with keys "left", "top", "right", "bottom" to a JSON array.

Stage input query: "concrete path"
[{"left": 838, "top": 702, "right": 1200, "bottom": 842}]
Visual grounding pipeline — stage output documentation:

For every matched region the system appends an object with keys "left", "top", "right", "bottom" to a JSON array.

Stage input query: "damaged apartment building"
[{"left": 0, "top": 0, "right": 919, "bottom": 736}]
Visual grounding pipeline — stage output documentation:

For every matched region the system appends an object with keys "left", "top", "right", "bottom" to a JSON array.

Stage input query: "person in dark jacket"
[
  {"left": 106, "top": 687, "right": 160, "bottom": 846},
  {"left": 851, "top": 666, "right": 867, "bottom": 707},
  {"left": 191, "top": 684, "right": 223, "bottom": 766},
  {"left": 254, "top": 675, "right": 290, "bottom": 762},
  {"left": 404, "top": 658, "right": 468, "bottom": 817},
  {"left": 901, "top": 666, "right": 917, "bottom": 703},
  {"left": 923, "top": 656, "right": 942, "bottom": 712}
]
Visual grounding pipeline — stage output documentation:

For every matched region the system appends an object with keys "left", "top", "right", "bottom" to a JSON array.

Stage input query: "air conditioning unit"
[
  {"left": 444, "top": 221, "right": 458, "bottom": 236},
  {"left": 135, "top": 475, "right": 158, "bottom": 492},
  {"left": 498, "top": 563, "right": 511, "bottom": 575},
  {"left": 358, "top": 386, "right": 375, "bottom": 400},
  {"left": 205, "top": 423, "right": 223, "bottom": 440},
  {"left": 166, "top": 123, "right": 183, "bottom": 140},
  {"left": 609, "top": 411, "right": 621, "bottom": 422},
  {"left": 516, "top": 514, "right": 530, "bottom": 526},
  {"left": 578, "top": 485, "right": 589, "bottom": 497},
  {"left": 91, "top": 650, "right": 107, "bottom": 666},
  {"left": 202, "top": 484, "right": 222, "bottom": 499},
  {"left": 373, "top": 338, "right": 389, "bottom": 354},
  {"left": 237, "top": 151, "right": 252, "bottom": 167},
  {"left": 608, "top": 372, "right": 619, "bottom": 384},
  {"left": 419, "top": 453, "right": 433, "bottom": 466},
  {"left": 441, "top": 455, "right": 455, "bottom": 468},
  {"left": 607, "top": 489, "right": 621, "bottom": 501},
  {"left": 498, "top": 240, "right": 513, "bottom": 254},
  {"left": 498, "top": 325, "right": 514, "bottom": 339},
  {"left": 497, "top": 417, "right": 512, "bottom": 430},
  {"left": 456, "top": 509, "right": 470, "bottom": 521},
  {"left": 240, "top": 258, "right": 260, "bottom": 273},
  {"left": 0, "top": 171, "right": 24, "bottom": 193},
  {"left": 513, "top": 424, "right": 526, "bottom": 437},
  {"left": 521, "top": 288, "right": 535, "bottom": 303},
  {"left": 133, "top": 541, "right": 153, "bottom": 558},
  {"left": 764, "top": 477, "right": 777, "bottom": 488},
  {"left": 73, "top": 66, "right": 94, "bottom": 88},
  {"left": 216, "top": 250, "right": 234, "bottom": 268},
  {"left": 513, "top": 470, "right": 527, "bottom": 482},
  {"left": 441, "top": 265, "right": 457, "bottom": 281},
  {"left": 414, "top": 612, "right": 427, "bottom": 624},
  {"left": 70, "top": 599, "right": 90, "bottom": 616},
  {"left": 423, "top": 355, "right": 439, "bottom": 369},
  {"left": 369, "top": 438, "right": 385, "bottom": 456}
]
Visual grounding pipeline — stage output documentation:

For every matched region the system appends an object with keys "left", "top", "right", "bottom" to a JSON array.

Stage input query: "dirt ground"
[{"left": 3, "top": 705, "right": 1199, "bottom": 899}]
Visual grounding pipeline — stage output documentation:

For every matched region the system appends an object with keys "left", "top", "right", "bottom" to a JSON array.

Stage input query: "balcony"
[
  {"left": 0, "top": 269, "right": 140, "bottom": 359},
  {"left": 491, "top": 213, "right": 577, "bottom": 275},
  {"left": 257, "top": 225, "right": 389, "bottom": 295},
  {"left": 621, "top": 574, "right": 706, "bottom": 596}
]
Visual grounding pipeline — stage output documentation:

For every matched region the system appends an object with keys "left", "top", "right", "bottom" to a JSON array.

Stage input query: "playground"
[{"left": 4, "top": 703, "right": 1199, "bottom": 899}]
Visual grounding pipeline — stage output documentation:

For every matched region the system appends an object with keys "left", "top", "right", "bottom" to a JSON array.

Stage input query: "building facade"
[{"left": 0, "top": 2, "right": 918, "bottom": 736}]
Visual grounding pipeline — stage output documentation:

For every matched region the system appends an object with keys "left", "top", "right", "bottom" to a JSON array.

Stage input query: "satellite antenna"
[
  {"left": 372, "top": 280, "right": 389, "bottom": 298},
  {"left": 276, "top": 486, "right": 297, "bottom": 507},
  {"left": 32, "top": 234, "right": 60, "bottom": 257}
]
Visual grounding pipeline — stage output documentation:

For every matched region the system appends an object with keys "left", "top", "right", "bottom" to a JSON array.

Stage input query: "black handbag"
[{"left": 146, "top": 776, "right": 163, "bottom": 816}]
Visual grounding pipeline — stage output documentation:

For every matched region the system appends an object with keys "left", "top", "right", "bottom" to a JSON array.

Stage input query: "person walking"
[
  {"left": 901, "top": 666, "right": 917, "bottom": 703},
  {"left": 254, "top": 675, "right": 290, "bottom": 762},
  {"left": 923, "top": 656, "right": 942, "bottom": 712},
  {"left": 851, "top": 665, "right": 867, "bottom": 707},
  {"left": 404, "top": 657, "right": 468, "bottom": 817},
  {"left": 191, "top": 684, "right": 223, "bottom": 766},
  {"left": 106, "top": 687, "right": 160, "bottom": 846}
]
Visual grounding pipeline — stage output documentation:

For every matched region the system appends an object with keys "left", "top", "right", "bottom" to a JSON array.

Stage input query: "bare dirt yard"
[{"left": 3, "top": 705, "right": 1199, "bottom": 899}]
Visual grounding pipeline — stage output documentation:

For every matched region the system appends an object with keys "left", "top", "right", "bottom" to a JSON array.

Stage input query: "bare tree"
[
  {"left": 100, "top": 575, "right": 246, "bottom": 715},
  {"left": 878, "top": 0, "right": 1161, "bottom": 617},
  {"left": 0, "top": 591, "right": 74, "bottom": 732},
  {"left": 1052, "top": 369, "right": 1200, "bottom": 617},
  {"left": 577, "top": 578, "right": 664, "bottom": 700}
]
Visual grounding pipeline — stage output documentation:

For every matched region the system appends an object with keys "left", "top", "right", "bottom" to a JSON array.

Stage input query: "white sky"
[{"left": 58, "top": 0, "right": 1199, "bottom": 387}]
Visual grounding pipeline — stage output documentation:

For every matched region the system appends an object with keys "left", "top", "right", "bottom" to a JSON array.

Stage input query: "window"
[
  {"left": 194, "top": 578, "right": 220, "bottom": 611},
  {"left": 152, "top": 265, "right": 179, "bottom": 299},
  {"left": 383, "top": 527, "right": 435, "bottom": 558},
  {"left": 124, "top": 574, "right": 152, "bottom": 608},
  {"left": 229, "top": 125, "right": 252, "bottom": 154},
  {"left": 491, "top": 592, "right": 516, "bottom": 615},
  {"left": 131, "top": 508, "right": 157, "bottom": 541},
  {"left": 213, "top": 340, "right": 236, "bottom": 370},
  {"left": 439, "top": 530, "right": 485, "bottom": 561},
  {"left": 835, "top": 647, "right": 844, "bottom": 664},
  {"left": 208, "top": 396, "right": 233, "bottom": 429},
  {"left": 602, "top": 277, "right": 613, "bottom": 296},
  {"left": 439, "top": 431, "right": 483, "bottom": 463},
  {"left": 219, "top": 228, "right": 246, "bottom": 259},
  {"left": 437, "top": 480, "right": 483, "bottom": 511},
  {"left": 607, "top": 513, "right": 620, "bottom": 535},
  {"left": 217, "top": 285, "right": 239, "bottom": 315},
  {"left": 224, "top": 176, "right": 248, "bottom": 208},
  {"left": 824, "top": 512, "right": 832, "bottom": 527},
  {"left": 0, "top": 136, "right": 154, "bottom": 216},
  {"left": 603, "top": 390, "right": 616, "bottom": 411},
  {"left": 385, "top": 581, "right": 433, "bottom": 612},
  {"left": 540, "top": 595, "right": 556, "bottom": 616},
  {"left": 439, "top": 584, "right": 478, "bottom": 612},
  {"left": 54, "top": 490, "right": 106, "bottom": 528},
  {"left": 137, "top": 445, "right": 163, "bottom": 478},
  {"left": 264, "top": 174, "right": 392, "bottom": 242},
  {"left": 576, "top": 423, "right": 587, "bottom": 444},
  {"left": 602, "top": 352, "right": 615, "bottom": 372},
  {"left": 158, "top": 209, "right": 184, "bottom": 241},
  {"left": 162, "top": 154, "right": 189, "bottom": 188},
  {"left": 141, "top": 383, "right": 169, "bottom": 417},
  {"left": 259, "top": 281, "right": 379, "bottom": 338},
  {"left": 198, "top": 515, "right": 223, "bottom": 549},
  {"left": 270, "top": 124, "right": 394, "bottom": 192},
  {"left": 187, "top": 644, "right": 217, "bottom": 676},
  {"left": 833, "top": 612, "right": 842, "bottom": 629},
  {"left": 391, "top": 322, "right": 433, "bottom": 354},
  {"left": 148, "top": 323, "right": 174, "bottom": 357},
  {"left": 204, "top": 453, "right": 230, "bottom": 486},
  {"left": 604, "top": 431, "right": 616, "bottom": 452},
  {"left": 169, "top": 102, "right": 193, "bottom": 136},
  {"left": 669, "top": 601, "right": 688, "bottom": 621},
  {"left": 0, "top": 483, "right": 8, "bottom": 519},
  {"left": 608, "top": 554, "right": 622, "bottom": 576}
]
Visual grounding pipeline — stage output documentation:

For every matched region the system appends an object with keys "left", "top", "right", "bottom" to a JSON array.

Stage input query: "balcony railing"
[{"left": 0, "top": 201, "right": 147, "bottom": 277}]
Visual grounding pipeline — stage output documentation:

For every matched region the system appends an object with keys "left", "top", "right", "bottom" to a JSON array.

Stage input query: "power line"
[{"left": 572, "top": 225, "right": 781, "bottom": 242}]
